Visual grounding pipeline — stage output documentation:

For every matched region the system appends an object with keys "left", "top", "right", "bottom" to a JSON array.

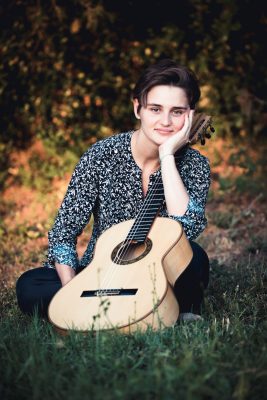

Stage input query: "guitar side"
[{"left": 48, "top": 217, "right": 193, "bottom": 333}]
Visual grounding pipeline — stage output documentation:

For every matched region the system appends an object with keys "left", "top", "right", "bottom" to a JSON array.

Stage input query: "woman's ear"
[{"left": 133, "top": 98, "right": 141, "bottom": 119}]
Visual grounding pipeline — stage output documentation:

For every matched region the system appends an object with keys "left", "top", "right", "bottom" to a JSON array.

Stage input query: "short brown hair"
[{"left": 132, "top": 59, "right": 201, "bottom": 113}]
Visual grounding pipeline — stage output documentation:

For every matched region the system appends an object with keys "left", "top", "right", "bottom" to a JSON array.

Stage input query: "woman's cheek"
[{"left": 175, "top": 116, "right": 186, "bottom": 131}]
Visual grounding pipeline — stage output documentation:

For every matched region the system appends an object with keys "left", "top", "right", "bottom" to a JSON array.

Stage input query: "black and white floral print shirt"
[{"left": 44, "top": 131, "right": 210, "bottom": 271}]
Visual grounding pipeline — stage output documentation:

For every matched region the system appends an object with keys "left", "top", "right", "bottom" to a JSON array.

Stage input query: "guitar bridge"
[{"left": 81, "top": 288, "right": 138, "bottom": 297}]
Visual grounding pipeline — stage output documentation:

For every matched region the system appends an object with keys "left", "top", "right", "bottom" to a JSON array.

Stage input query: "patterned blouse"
[{"left": 44, "top": 131, "right": 210, "bottom": 271}]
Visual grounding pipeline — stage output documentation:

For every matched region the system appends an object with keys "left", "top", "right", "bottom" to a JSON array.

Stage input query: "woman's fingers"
[
  {"left": 159, "top": 110, "right": 196, "bottom": 156},
  {"left": 189, "top": 109, "right": 194, "bottom": 128}
]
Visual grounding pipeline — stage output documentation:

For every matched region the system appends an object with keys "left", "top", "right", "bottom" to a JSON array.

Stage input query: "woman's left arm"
[
  {"left": 159, "top": 111, "right": 211, "bottom": 239},
  {"left": 161, "top": 153, "right": 210, "bottom": 239},
  {"left": 161, "top": 155, "right": 190, "bottom": 215},
  {"left": 159, "top": 110, "right": 193, "bottom": 215}
]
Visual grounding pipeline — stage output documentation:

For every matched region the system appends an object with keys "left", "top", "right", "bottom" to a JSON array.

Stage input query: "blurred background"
[{"left": 0, "top": 0, "right": 266, "bottom": 286}]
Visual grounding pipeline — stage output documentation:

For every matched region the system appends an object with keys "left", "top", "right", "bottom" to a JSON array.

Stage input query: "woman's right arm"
[
  {"left": 46, "top": 147, "right": 99, "bottom": 284},
  {"left": 55, "top": 263, "right": 76, "bottom": 286}
]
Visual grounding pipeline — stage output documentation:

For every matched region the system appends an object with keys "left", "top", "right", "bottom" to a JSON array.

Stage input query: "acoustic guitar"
[{"left": 48, "top": 113, "right": 214, "bottom": 334}]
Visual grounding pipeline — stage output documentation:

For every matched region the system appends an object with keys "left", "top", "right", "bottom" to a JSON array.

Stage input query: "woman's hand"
[
  {"left": 159, "top": 110, "right": 194, "bottom": 161},
  {"left": 55, "top": 263, "right": 76, "bottom": 286}
]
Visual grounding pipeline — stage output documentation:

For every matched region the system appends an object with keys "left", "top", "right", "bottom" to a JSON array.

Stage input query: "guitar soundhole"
[{"left": 111, "top": 238, "right": 152, "bottom": 265}]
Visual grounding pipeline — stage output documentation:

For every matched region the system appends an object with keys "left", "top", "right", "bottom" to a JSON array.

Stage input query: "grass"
[{"left": 0, "top": 252, "right": 266, "bottom": 400}]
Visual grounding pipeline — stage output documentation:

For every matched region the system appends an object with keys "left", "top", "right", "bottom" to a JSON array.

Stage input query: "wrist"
[
  {"left": 55, "top": 263, "right": 76, "bottom": 286},
  {"left": 61, "top": 275, "right": 74, "bottom": 286},
  {"left": 159, "top": 153, "right": 174, "bottom": 163}
]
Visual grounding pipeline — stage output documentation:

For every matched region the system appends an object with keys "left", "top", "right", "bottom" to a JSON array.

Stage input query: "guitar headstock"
[{"left": 189, "top": 113, "right": 215, "bottom": 145}]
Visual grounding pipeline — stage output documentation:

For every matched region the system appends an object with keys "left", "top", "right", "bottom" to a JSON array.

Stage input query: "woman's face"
[{"left": 133, "top": 85, "right": 190, "bottom": 147}]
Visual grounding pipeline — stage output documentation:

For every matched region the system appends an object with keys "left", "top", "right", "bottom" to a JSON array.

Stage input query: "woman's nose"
[{"left": 160, "top": 112, "right": 171, "bottom": 125}]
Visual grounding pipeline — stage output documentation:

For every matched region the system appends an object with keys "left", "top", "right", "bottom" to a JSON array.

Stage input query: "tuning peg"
[
  {"left": 205, "top": 132, "right": 211, "bottom": 139},
  {"left": 201, "top": 137, "right": 206, "bottom": 145},
  {"left": 210, "top": 126, "right": 215, "bottom": 133}
]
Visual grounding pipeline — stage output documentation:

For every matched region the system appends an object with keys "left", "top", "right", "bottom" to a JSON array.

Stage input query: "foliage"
[{"left": 0, "top": 0, "right": 266, "bottom": 188}]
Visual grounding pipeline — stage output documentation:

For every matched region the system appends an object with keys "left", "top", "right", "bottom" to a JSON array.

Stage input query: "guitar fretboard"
[{"left": 126, "top": 174, "right": 164, "bottom": 243}]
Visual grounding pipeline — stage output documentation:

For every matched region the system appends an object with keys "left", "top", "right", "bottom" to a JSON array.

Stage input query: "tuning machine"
[{"left": 201, "top": 121, "right": 215, "bottom": 145}]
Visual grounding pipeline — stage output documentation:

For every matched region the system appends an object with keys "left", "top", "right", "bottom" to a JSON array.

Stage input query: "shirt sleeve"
[
  {"left": 161, "top": 152, "right": 211, "bottom": 240},
  {"left": 44, "top": 148, "right": 99, "bottom": 270}
]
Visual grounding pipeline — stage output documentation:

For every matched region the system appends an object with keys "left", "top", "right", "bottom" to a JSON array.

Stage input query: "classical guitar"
[{"left": 48, "top": 113, "right": 214, "bottom": 334}]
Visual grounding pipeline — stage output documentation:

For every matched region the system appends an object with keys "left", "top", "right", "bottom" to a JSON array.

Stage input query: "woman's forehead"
[{"left": 147, "top": 85, "right": 189, "bottom": 106}]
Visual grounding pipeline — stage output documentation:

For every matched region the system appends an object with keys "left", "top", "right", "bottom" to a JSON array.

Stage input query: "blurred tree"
[{"left": 0, "top": 0, "right": 266, "bottom": 187}]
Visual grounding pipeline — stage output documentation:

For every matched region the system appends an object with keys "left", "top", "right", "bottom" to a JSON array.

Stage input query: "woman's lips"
[{"left": 155, "top": 129, "right": 173, "bottom": 135}]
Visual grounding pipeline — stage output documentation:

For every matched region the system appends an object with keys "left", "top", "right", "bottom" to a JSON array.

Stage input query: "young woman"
[{"left": 16, "top": 59, "right": 210, "bottom": 323}]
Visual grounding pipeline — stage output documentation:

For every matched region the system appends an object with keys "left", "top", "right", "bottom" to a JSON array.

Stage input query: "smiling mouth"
[{"left": 155, "top": 129, "right": 173, "bottom": 134}]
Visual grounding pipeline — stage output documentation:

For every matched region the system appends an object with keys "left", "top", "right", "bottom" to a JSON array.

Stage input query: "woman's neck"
[{"left": 131, "top": 129, "right": 160, "bottom": 172}]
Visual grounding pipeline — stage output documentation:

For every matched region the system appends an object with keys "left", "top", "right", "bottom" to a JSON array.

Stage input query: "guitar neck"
[{"left": 126, "top": 175, "right": 165, "bottom": 243}]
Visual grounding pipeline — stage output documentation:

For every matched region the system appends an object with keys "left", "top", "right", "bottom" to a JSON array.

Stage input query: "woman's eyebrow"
[{"left": 147, "top": 103, "right": 188, "bottom": 109}]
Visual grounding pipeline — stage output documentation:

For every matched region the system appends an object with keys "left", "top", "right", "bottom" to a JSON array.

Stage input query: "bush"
[{"left": 1, "top": 0, "right": 266, "bottom": 188}]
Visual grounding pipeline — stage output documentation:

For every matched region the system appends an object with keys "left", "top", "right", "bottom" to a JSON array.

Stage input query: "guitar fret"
[
  {"left": 136, "top": 214, "right": 157, "bottom": 220},
  {"left": 126, "top": 235, "right": 146, "bottom": 241},
  {"left": 128, "top": 232, "right": 149, "bottom": 238},
  {"left": 132, "top": 228, "right": 150, "bottom": 233},
  {"left": 129, "top": 231, "right": 151, "bottom": 239},
  {"left": 128, "top": 230, "right": 149, "bottom": 237},
  {"left": 127, "top": 173, "right": 164, "bottom": 240},
  {"left": 145, "top": 197, "right": 162, "bottom": 201},
  {"left": 144, "top": 194, "right": 163, "bottom": 199},
  {"left": 143, "top": 206, "right": 161, "bottom": 211},
  {"left": 135, "top": 223, "right": 153, "bottom": 228},
  {"left": 144, "top": 196, "right": 163, "bottom": 200},
  {"left": 130, "top": 235, "right": 146, "bottom": 239},
  {"left": 136, "top": 218, "right": 154, "bottom": 222},
  {"left": 136, "top": 215, "right": 156, "bottom": 221},
  {"left": 131, "top": 220, "right": 153, "bottom": 226}
]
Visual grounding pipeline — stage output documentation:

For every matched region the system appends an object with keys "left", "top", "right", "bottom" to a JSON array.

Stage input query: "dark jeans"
[
  {"left": 16, "top": 241, "right": 209, "bottom": 318},
  {"left": 173, "top": 241, "right": 209, "bottom": 314}
]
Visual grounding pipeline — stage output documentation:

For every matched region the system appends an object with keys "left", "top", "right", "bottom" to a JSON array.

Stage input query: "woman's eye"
[
  {"left": 172, "top": 110, "right": 183, "bottom": 116},
  {"left": 150, "top": 108, "right": 160, "bottom": 113}
]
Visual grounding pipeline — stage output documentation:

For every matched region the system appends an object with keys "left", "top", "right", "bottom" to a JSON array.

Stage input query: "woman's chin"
[{"left": 155, "top": 132, "right": 175, "bottom": 145}]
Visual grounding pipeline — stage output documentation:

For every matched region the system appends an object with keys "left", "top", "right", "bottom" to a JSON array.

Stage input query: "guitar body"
[{"left": 48, "top": 217, "right": 193, "bottom": 334}]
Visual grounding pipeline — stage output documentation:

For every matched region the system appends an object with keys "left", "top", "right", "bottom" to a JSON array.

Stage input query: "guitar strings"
[
  {"left": 110, "top": 173, "right": 165, "bottom": 298},
  {"left": 114, "top": 172, "right": 163, "bottom": 261},
  {"left": 98, "top": 171, "right": 164, "bottom": 292},
  {"left": 98, "top": 172, "right": 162, "bottom": 291}
]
